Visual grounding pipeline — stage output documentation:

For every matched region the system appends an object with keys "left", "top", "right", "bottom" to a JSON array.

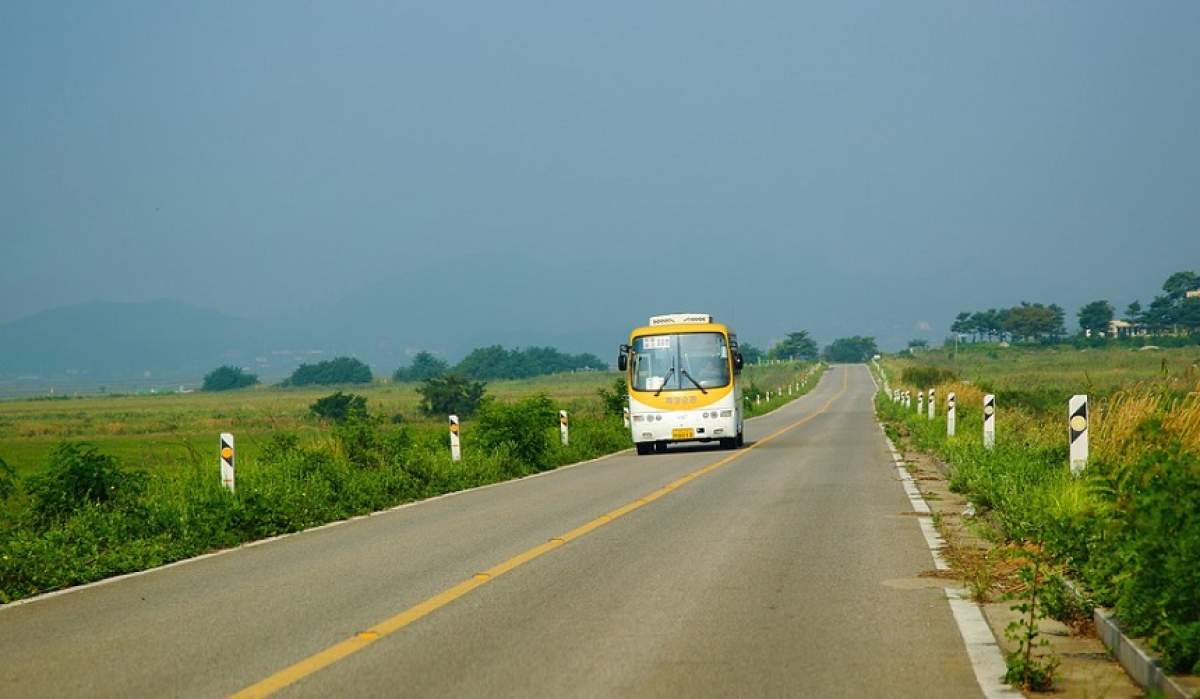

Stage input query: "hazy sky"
[{"left": 3, "top": 1, "right": 1198, "bottom": 351}]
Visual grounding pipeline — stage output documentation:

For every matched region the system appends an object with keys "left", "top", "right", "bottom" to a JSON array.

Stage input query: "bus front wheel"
[{"left": 636, "top": 442, "right": 654, "bottom": 456}]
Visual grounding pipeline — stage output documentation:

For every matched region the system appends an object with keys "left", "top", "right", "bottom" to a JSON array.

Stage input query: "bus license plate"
[{"left": 672, "top": 428, "right": 694, "bottom": 440}]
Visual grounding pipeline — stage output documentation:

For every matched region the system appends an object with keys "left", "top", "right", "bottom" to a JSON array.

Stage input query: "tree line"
[
  {"left": 950, "top": 270, "right": 1200, "bottom": 344},
  {"left": 203, "top": 345, "right": 607, "bottom": 392},
  {"left": 949, "top": 302, "right": 1068, "bottom": 343}
]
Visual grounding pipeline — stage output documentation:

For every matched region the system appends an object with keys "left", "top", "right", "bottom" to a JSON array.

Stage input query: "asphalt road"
[{"left": 0, "top": 364, "right": 982, "bottom": 697}]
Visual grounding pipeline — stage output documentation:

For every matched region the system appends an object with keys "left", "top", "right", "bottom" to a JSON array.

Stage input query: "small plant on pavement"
[{"left": 1003, "top": 544, "right": 1060, "bottom": 691}]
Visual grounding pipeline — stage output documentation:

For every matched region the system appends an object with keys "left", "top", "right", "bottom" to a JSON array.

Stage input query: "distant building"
[
  {"left": 1107, "top": 319, "right": 1148, "bottom": 338},
  {"left": 1187, "top": 289, "right": 1200, "bottom": 299}
]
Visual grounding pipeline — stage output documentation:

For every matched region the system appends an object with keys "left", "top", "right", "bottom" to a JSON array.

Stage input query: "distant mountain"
[
  {"left": 0, "top": 292, "right": 624, "bottom": 389},
  {"left": 0, "top": 300, "right": 265, "bottom": 380}
]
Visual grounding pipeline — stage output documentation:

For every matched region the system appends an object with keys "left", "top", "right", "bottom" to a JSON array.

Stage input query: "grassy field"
[
  {"left": 0, "top": 372, "right": 617, "bottom": 477},
  {"left": 0, "top": 362, "right": 815, "bottom": 477},
  {"left": 904, "top": 342, "right": 1200, "bottom": 396},
  {"left": 876, "top": 343, "right": 1200, "bottom": 675}
]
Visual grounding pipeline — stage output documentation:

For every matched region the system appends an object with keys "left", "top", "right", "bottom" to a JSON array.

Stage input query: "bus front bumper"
[{"left": 630, "top": 410, "right": 738, "bottom": 444}]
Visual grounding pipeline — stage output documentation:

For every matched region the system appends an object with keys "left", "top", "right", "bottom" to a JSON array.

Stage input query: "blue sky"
[{"left": 2, "top": 1, "right": 1198, "bottom": 353}]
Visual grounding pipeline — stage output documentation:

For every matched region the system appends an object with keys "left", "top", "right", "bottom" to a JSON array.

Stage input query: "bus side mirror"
[
  {"left": 617, "top": 345, "right": 630, "bottom": 372},
  {"left": 733, "top": 352, "right": 744, "bottom": 372}
]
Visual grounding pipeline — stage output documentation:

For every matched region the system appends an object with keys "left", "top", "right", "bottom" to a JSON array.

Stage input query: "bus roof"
[{"left": 628, "top": 322, "right": 732, "bottom": 342}]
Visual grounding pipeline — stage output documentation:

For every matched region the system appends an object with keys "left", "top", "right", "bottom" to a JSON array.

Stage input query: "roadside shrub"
[
  {"left": 417, "top": 374, "right": 487, "bottom": 418},
  {"left": 201, "top": 365, "right": 259, "bottom": 391},
  {"left": 0, "top": 456, "right": 15, "bottom": 500},
  {"left": 474, "top": 394, "right": 557, "bottom": 471},
  {"left": 309, "top": 392, "right": 368, "bottom": 423},
  {"left": 596, "top": 377, "right": 627, "bottom": 416},
  {"left": 900, "top": 366, "right": 956, "bottom": 389},
  {"left": 25, "top": 442, "right": 146, "bottom": 524}
]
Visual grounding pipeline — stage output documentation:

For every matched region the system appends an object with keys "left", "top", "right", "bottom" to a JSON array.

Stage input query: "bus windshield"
[{"left": 631, "top": 332, "right": 730, "bottom": 392}]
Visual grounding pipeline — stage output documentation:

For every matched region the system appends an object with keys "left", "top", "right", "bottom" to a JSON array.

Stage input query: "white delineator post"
[
  {"left": 219, "top": 433, "right": 235, "bottom": 493},
  {"left": 1069, "top": 395, "right": 1088, "bottom": 475},
  {"left": 917, "top": 390, "right": 924, "bottom": 415},
  {"left": 449, "top": 415, "right": 461, "bottom": 461},
  {"left": 623, "top": 406, "right": 630, "bottom": 429},
  {"left": 560, "top": 410, "right": 569, "bottom": 446},
  {"left": 947, "top": 392, "right": 956, "bottom": 437},
  {"left": 983, "top": 394, "right": 996, "bottom": 449},
  {"left": 927, "top": 388, "right": 936, "bottom": 420}
]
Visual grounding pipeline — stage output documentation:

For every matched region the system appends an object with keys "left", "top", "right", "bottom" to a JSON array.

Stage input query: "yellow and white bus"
[{"left": 618, "top": 313, "right": 745, "bottom": 455}]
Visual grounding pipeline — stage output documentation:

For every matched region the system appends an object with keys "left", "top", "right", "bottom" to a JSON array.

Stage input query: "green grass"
[
  {"left": 0, "top": 372, "right": 618, "bottom": 477},
  {"left": 877, "top": 344, "right": 1200, "bottom": 675}
]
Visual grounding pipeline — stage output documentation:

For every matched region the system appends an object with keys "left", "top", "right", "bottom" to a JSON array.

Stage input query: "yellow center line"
[{"left": 231, "top": 366, "right": 850, "bottom": 698}]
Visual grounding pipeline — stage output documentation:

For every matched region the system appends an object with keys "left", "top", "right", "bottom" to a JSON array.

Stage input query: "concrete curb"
[{"left": 1094, "top": 608, "right": 1197, "bottom": 699}]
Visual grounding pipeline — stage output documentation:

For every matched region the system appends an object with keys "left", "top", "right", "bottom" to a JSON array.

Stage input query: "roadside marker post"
[
  {"left": 623, "top": 406, "right": 630, "bottom": 429},
  {"left": 219, "top": 433, "right": 235, "bottom": 493},
  {"left": 947, "top": 392, "right": 956, "bottom": 436},
  {"left": 927, "top": 388, "right": 935, "bottom": 420},
  {"left": 983, "top": 395, "right": 996, "bottom": 449},
  {"left": 560, "top": 410, "right": 569, "bottom": 446},
  {"left": 449, "top": 415, "right": 461, "bottom": 462},
  {"left": 917, "top": 390, "right": 924, "bottom": 415},
  {"left": 1069, "top": 395, "right": 1088, "bottom": 475}
]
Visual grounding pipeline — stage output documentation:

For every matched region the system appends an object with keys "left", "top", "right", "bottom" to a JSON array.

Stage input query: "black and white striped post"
[
  {"left": 560, "top": 410, "right": 569, "bottom": 446},
  {"left": 947, "top": 392, "right": 956, "bottom": 437},
  {"left": 1069, "top": 395, "right": 1088, "bottom": 475},
  {"left": 917, "top": 389, "right": 924, "bottom": 415},
  {"left": 219, "top": 432, "right": 235, "bottom": 493},
  {"left": 927, "top": 388, "right": 935, "bottom": 420},
  {"left": 983, "top": 394, "right": 996, "bottom": 449},
  {"left": 623, "top": 406, "right": 630, "bottom": 429},
  {"left": 449, "top": 415, "right": 461, "bottom": 462}
]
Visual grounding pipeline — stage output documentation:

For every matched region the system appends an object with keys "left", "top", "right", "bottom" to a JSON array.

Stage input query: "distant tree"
[
  {"left": 284, "top": 357, "right": 373, "bottom": 386},
  {"left": 309, "top": 392, "right": 368, "bottom": 423},
  {"left": 201, "top": 365, "right": 259, "bottom": 392},
  {"left": 907, "top": 338, "right": 929, "bottom": 349},
  {"left": 1001, "top": 302, "right": 1064, "bottom": 342},
  {"left": 1162, "top": 270, "right": 1200, "bottom": 300},
  {"left": 738, "top": 342, "right": 766, "bottom": 364},
  {"left": 453, "top": 345, "right": 606, "bottom": 380},
  {"left": 1143, "top": 295, "right": 1177, "bottom": 332},
  {"left": 392, "top": 351, "right": 449, "bottom": 382},
  {"left": 1178, "top": 297, "right": 1200, "bottom": 334},
  {"left": 768, "top": 331, "right": 819, "bottom": 361},
  {"left": 950, "top": 312, "right": 973, "bottom": 339},
  {"left": 1077, "top": 300, "right": 1115, "bottom": 337},
  {"left": 417, "top": 374, "right": 488, "bottom": 418},
  {"left": 1124, "top": 300, "right": 1143, "bottom": 323},
  {"left": 822, "top": 336, "right": 879, "bottom": 362}
]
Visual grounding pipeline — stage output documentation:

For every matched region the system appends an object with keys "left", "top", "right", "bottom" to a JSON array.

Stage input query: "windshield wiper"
[
  {"left": 654, "top": 367, "right": 675, "bottom": 396},
  {"left": 680, "top": 370, "right": 708, "bottom": 394}
]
